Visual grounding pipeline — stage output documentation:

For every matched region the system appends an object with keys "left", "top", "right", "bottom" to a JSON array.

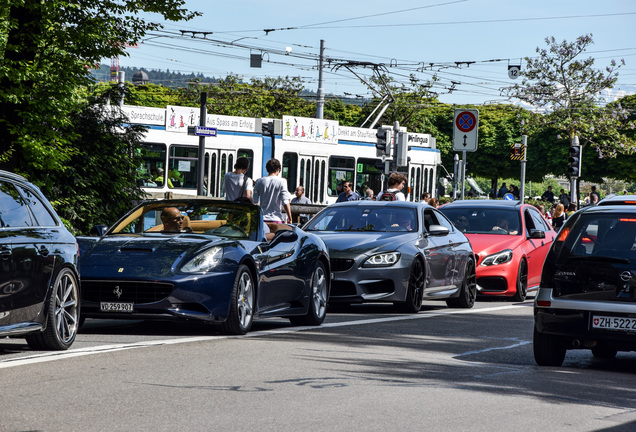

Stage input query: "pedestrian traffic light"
[
  {"left": 376, "top": 127, "right": 393, "bottom": 158},
  {"left": 395, "top": 131, "right": 410, "bottom": 167},
  {"left": 568, "top": 145, "right": 582, "bottom": 177}
]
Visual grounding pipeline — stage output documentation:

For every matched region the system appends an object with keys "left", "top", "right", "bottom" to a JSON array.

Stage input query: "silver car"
[{"left": 304, "top": 201, "right": 476, "bottom": 312}]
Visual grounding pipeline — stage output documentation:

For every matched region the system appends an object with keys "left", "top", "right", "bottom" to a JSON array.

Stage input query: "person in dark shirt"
[{"left": 541, "top": 186, "right": 555, "bottom": 203}]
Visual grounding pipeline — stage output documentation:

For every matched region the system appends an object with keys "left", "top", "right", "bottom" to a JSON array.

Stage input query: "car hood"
[
  {"left": 313, "top": 231, "right": 415, "bottom": 256},
  {"left": 78, "top": 234, "right": 226, "bottom": 273},
  {"left": 465, "top": 233, "right": 523, "bottom": 259}
]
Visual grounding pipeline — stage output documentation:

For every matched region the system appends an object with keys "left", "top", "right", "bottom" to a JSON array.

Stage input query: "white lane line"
[
  {"left": 455, "top": 341, "right": 532, "bottom": 357},
  {"left": 0, "top": 303, "right": 526, "bottom": 369}
]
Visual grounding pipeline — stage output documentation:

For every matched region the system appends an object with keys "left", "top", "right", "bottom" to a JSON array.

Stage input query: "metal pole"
[
  {"left": 316, "top": 39, "right": 325, "bottom": 119},
  {"left": 461, "top": 150, "right": 467, "bottom": 200},
  {"left": 453, "top": 154, "right": 459, "bottom": 200},
  {"left": 519, "top": 135, "right": 527, "bottom": 202},
  {"left": 117, "top": 71, "right": 125, "bottom": 107},
  {"left": 571, "top": 135, "right": 580, "bottom": 209},
  {"left": 197, "top": 92, "right": 207, "bottom": 196}
]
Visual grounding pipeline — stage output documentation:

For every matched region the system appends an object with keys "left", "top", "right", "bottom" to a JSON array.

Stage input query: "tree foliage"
[
  {"left": 0, "top": 0, "right": 197, "bottom": 179},
  {"left": 503, "top": 34, "right": 636, "bottom": 159}
]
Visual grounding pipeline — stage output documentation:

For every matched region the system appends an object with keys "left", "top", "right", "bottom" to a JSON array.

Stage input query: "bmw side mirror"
[{"left": 427, "top": 224, "right": 449, "bottom": 236}]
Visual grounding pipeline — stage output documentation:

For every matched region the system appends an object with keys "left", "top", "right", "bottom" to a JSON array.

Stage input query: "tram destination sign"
[{"left": 187, "top": 126, "right": 218, "bottom": 137}]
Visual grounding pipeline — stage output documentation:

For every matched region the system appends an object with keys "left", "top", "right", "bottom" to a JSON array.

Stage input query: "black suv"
[
  {"left": 0, "top": 170, "right": 80, "bottom": 350},
  {"left": 534, "top": 194, "right": 636, "bottom": 366}
]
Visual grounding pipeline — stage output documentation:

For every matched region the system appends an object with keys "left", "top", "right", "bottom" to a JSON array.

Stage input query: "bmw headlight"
[
  {"left": 181, "top": 247, "right": 223, "bottom": 273},
  {"left": 480, "top": 249, "right": 513, "bottom": 266},
  {"left": 363, "top": 252, "right": 400, "bottom": 268}
]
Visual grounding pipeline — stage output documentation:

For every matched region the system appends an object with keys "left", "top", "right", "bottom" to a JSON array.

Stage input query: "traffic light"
[
  {"left": 395, "top": 131, "right": 410, "bottom": 167},
  {"left": 568, "top": 145, "right": 582, "bottom": 177},
  {"left": 376, "top": 127, "right": 393, "bottom": 158}
]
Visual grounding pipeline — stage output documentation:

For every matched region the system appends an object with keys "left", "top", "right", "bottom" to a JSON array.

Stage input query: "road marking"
[
  {"left": 0, "top": 303, "right": 526, "bottom": 369},
  {"left": 455, "top": 340, "right": 531, "bottom": 357}
]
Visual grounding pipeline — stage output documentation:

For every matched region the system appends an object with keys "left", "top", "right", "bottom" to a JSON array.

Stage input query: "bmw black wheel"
[
  {"left": 221, "top": 265, "right": 254, "bottom": 335},
  {"left": 290, "top": 261, "right": 328, "bottom": 326},
  {"left": 395, "top": 259, "right": 424, "bottom": 313},
  {"left": 26, "top": 268, "right": 80, "bottom": 350},
  {"left": 512, "top": 259, "right": 528, "bottom": 302},
  {"left": 533, "top": 328, "right": 566, "bottom": 367},
  {"left": 447, "top": 258, "right": 476, "bottom": 309}
]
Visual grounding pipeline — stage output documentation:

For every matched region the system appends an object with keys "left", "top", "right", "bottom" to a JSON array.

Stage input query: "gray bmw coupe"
[{"left": 304, "top": 201, "right": 476, "bottom": 312}]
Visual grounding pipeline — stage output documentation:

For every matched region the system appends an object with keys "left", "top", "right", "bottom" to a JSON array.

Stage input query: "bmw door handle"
[{"left": 38, "top": 246, "right": 50, "bottom": 257}]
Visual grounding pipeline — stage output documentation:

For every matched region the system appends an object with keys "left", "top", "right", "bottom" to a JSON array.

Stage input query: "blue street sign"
[
  {"left": 503, "top": 193, "right": 514, "bottom": 200},
  {"left": 188, "top": 126, "right": 217, "bottom": 137}
]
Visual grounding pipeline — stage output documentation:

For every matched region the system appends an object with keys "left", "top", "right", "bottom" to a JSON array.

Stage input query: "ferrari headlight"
[
  {"left": 363, "top": 252, "right": 401, "bottom": 268},
  {"left": 480, "top": 249, "right": 513, "bottom": 266},
  {"left": 182, "top": 247, "right": 223, "bottom": 273}
]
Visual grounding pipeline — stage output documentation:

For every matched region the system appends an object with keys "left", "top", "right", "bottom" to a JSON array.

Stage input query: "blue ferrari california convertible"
[{"left": 77, "top": 199, "right": 330, "bottom": 334}]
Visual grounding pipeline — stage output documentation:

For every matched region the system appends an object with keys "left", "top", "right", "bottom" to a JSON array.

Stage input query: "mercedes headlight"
[
  {"left": 480, "top": 249, "right": 513, "bottom": 266},
  {"left": 182, "top": 247, "right": 223, "bottom": 273},
  {"left": 363, "top": 252, "right": 401, "bottom": 268}
]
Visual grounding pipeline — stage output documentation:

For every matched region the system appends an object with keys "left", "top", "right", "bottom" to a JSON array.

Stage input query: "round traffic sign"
[
  {"left": 503, "top": 193, "right": 514, "bottom": 200},
  {"left": 455, "top": 111, "right": 477, "bottom": 133}
]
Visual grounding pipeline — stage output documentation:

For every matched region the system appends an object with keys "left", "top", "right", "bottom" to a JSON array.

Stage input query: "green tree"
[
  {"left": 0, "top": 0, "right": 197, "bottom": 186},
  {"left": 503, "top": 35, "right": 636, "bottom": 172}
]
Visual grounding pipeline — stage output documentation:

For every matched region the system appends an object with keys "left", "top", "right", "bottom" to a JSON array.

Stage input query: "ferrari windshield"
[
  {"left": 110, "top": 201, "right": 260, "bottom": 240},
  {"left": 306, "top": 206, "right": 417, "bottom": 232}
]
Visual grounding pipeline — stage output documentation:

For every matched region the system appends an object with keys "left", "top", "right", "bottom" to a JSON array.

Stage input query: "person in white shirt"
[
  {"left": 222, "top": 157, "right": 253, "bottom": 202},
  {"left": 376, "top": 172, "right": 407, "bottom": 201},
  {"left": 253, "top": 158, "right": 293, "bottom": 223}
]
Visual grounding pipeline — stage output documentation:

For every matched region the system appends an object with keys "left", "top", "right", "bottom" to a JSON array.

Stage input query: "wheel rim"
[
  {"left": 54, "top": 272, "right": 79, "bottom": 344},
  {"left": 311, "top": 265, "right": 328, "bottom": 319},
  {"left": 237, "top": 271, "right": 254, "bottom": 329},
  {"left": 465, "top": 261, "right": 477, "bottom": 304},
  {"left": 518, "top": 260, "right": 528, "bottom": 298},
  {"left": 410, "top": 260, "right": 425, "bottom": 308}
]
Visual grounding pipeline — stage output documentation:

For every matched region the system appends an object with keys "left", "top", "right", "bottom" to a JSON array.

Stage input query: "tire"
[
  {"left": 395, "top": 259, "right": 424, "bottom": 313},
  {"left": 221, "top": 265, "right": 255, "bottom": 335},
  {"left": 533, "top": 328, "right": 566, "bottom": 366},
  {"left": 289, "top": 261, "right": 328, "bottom": 326},
  {"left": 26, "top": 268, "right": 80, "bottom": 350},
  {"left": 446, "top": 258, "right": 476, "bottom": 309},
  {"left": 512, "top": 259, "right": 528, "bottom": 302},
  {"left": 591, "top": 345, "right": 618, "bottom": 359}
]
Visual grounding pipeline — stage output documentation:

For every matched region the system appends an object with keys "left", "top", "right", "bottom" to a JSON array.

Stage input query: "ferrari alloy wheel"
[
  {"left": 533, "top": 328, "right": 566, "bottom": 367},
  {"left": 512, "top": 259, "right": 528, "bottom": 302},
  {"left": 395, "top": 259, "right": 424, "bottom": 313},
  {"left": 447, "top": 258, "right": 476, "bottom": 309},
  {"left": 222, "top": 265, "right": 254, "bottom": 335},
  {"left": 26, "top": 268, "right": 79, "bottom": 350},
  {"left": 290, "top": 261, "right": 328, "bottom": 326}
]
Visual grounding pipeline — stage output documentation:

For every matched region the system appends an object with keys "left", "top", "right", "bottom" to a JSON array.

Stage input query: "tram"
[{"left": 124, "top": 105, "right": 441, "bottom": 204}]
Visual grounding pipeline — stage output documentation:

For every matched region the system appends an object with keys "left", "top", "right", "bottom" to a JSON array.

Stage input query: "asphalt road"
[{"left": 2, "top": 296, "right": 636, "bottom": 432}]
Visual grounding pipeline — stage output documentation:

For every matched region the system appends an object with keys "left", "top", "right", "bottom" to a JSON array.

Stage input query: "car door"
[
  {"left": 523, "top": 207, "right": 556, "bottom": 288},
  {"left": 421, "top": 208, "right": 457, "bottom": 293},
  {"left": 6, "top": 183, "right": 56, "bottom": 322},
  {"left": 0, "top": 225, "right": 11, "bottom": 325},
  {"left": 256, "top": 228, "right": 304, "bottom": 313}
]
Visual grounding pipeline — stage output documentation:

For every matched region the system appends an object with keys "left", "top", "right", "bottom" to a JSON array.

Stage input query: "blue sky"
[{"left": 117, "top": 0, "right": 636, "bottom": 106}]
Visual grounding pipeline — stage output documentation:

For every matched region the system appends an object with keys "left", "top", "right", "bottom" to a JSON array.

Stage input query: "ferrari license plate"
[
  {"left": 592, "top": 315, "right": 636, "bottom": 332},
  {"left": 100, "top": 302, "right": 134, "bottom": 312}
]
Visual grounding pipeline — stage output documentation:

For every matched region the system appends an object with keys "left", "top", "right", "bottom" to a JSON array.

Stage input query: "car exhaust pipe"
[{"left": 572, "top": 339, "right": 581, "bottom": 348}]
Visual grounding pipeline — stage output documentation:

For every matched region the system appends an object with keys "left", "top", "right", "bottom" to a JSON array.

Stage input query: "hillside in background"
[{"left": 90, "top": 64, "right": 215, "bottom": 88}]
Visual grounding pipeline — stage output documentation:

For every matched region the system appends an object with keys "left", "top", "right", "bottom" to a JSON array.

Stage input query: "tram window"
[
  {"left": 313, "top": 159, "right": 320, "bottom": 203},
  {"left": 237, "top": 149, "right": 254, "bottom": 179},
  {"left": 356, "top": 158, "right": 383, "bottom": 199},
  {"left": 138, "top": 143, "right": 167, "bottom": 188},
  {"left": 211, "top": 153, "right": 217, "bottom": 197},
  {"left": 415, "top": 167, "right": 422, "bottom": 202},
  {"left": 299, "top": 159, "right": 305, "bottom": 188},
  {"left": 328, "top": 156, "right": 355, "bottom": 197},
  {"left": 282, "top": 152, "right": 298, "bottom": 193},
  {"left": 220, "top": 153, "right": 228, "bottom": 197},
  {"left": 168, "top": 145, "right": 199, "bottom": 189},
  {"left": 320, "top": 160, "right": 326, "bottom": 203}
]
